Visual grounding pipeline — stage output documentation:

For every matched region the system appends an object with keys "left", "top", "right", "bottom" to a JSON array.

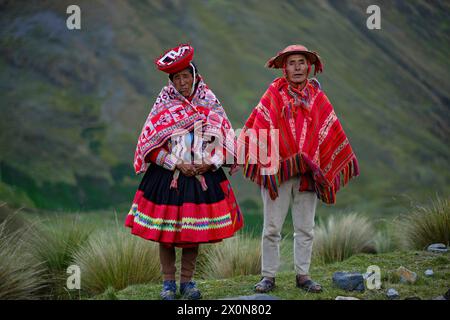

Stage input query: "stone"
[
  {"left": 335, "top": 296, "right": 360, "bottom": 300},
  {"left": 332, "top": 272, "right": 365, "bottom": 292},
  {"left": 432, "top": 295, "right": 446, "bottom": 300},
  {"left": 386, "top": 288, "right": 399, "bottom": 300},
  {"left": 427, "top": 243, "right": 448, "bottom": 253},
  {"left": 424, "top": 269, "right": 434, "bottom": 277},
  {"left": 396, "top": 266, "right": 417, "bottom": 284}
]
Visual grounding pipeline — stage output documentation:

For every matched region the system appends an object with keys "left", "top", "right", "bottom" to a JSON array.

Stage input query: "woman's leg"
[
  {"left": 180, "top": 245, "right": 199, "bottom": 283},
  {"left": 180, "top": 245, "right": 201, "bottom": 299},
  {"left": 159, "top": 244, "right": 176, "bottom": 281}
]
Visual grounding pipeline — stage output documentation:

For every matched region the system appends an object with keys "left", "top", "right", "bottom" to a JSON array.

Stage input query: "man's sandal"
[
  {"left": 296, "top": 275, "right": 322, "bottom": 293},
  {"left": 254, "top": 277, "right": 275, "bottom": 293}
]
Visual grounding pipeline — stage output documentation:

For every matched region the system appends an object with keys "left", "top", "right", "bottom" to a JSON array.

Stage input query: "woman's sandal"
[
  {"left": 296, "top": 275, "right": 322, "bottom": 293},
  {"left": 254, "top": 277, "right": 276, "bottom": 293}
]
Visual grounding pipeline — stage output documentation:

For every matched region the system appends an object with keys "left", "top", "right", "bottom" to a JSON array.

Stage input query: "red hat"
[
  {"left": 155, "top": 44, "right": 194, "bottom": 74},
  {"left": 265, "top": 44, "right": 323, "bottom": 75}
]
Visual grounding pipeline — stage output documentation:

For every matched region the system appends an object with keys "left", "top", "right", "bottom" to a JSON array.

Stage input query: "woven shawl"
[{"left": 134, "top": 76, "right": 236, "bottom": 174}]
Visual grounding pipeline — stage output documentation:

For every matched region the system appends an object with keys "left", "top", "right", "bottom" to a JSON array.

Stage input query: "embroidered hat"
[
  {"left": 155, "top": 44, "right": 194, "bottom": 74},
  {"left": 265, "top": 44, "right": 323, "bottom": 75}
]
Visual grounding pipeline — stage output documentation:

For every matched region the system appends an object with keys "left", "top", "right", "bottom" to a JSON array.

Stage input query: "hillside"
[{"left": 0, "top": 0, "right": 449, "bottom": 214}]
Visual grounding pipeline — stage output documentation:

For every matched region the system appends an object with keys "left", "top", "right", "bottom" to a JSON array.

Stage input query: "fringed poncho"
[{"left": 238, "top": 77, "right": 359, "bottom": 204}]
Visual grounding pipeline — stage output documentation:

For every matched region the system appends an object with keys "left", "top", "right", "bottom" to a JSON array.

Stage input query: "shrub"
[
  {"left": 197, "top": 234, "right": 261, "bottom": 279},
  {"left": 313, "top": 213, "right": 376, "bottom": 264},
  {"left": 73, "top": 229, "right": 161, "bottom": 295},
  {"left": 396, "top": 196, "right": 450, "bottom": 250},
  {"left": 0, "top": 220, "right": 47, "bottom": 299}
]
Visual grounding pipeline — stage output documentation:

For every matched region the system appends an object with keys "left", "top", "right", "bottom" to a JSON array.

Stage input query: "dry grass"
[
  {"left": 0, "top": 219, "right": 47, "bottom": 299},
  {"left": 396, "top": 196, "right": 450, "bottom": 250},
  {"left": 313, "top": 213, "right": 377, "bottom": 264},
  {"left": 197, "top": 234, "right": 261, "bottom": 279},
  {"left": 73, "top": 229, "right": 161, "bottom": 295}
]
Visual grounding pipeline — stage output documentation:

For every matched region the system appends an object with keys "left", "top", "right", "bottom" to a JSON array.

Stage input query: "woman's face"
[{"left": 172, "top": 68, "right": 194, "bottom": 97}]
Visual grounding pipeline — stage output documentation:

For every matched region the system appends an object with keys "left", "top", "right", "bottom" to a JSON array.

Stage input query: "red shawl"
[
  {"left": 238, "top": 77, "right": 359, "bottom": 204},
  {"left": 134, "top": 76, "right": 236, "bottom": 174}
]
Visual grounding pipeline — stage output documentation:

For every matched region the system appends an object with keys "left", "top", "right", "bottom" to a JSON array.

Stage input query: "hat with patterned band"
[{"left": 155, "top": 44, "right": 194, "bottom": 74}]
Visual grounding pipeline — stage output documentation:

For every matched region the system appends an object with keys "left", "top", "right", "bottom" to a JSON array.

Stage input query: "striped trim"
[{"left": 128, "top": 204, "right": 232, "bottom": 232}]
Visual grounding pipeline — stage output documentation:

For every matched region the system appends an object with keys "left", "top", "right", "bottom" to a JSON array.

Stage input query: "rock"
[
  {"left": 221, "top": 294, "right": 280, "bottom": 300},
  {"left": 424, "top": 269, "right": 434, "bottom": 277},
  {"left": 427, "top": 243, "right": 448, "bottom": 253},
  {"left": 335, "top": 296, "right": 360, "bottom": 300},
  {"left": 396, "top": 266, "right": 418, "bottom": 284},
  {"left": 332, "top": 272, "right": 365, "bottom": 292},
  {"left": 432, "top": 295, "right": 446, "bottom": 300},
  {"left": 386, "top": 288, "right": 400, "bottom": 300}
]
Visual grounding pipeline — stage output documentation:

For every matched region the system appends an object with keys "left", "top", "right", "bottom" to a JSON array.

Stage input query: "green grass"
[
  {"left": 2, "top": 201, "right": 449, "bottom": 300},
  {"left": 93, "top": 250, "right": 450, "bottom": 300}
]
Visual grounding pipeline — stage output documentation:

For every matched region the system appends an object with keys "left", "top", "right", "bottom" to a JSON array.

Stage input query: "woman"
[{"left": 125, "top": 44, "right": 243, "bottom": 300}]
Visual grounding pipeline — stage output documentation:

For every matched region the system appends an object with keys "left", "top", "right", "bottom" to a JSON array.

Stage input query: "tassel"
[
  {"left": 196, "top": 175, "right": 208, "bottom": 191},
  {"left": 170, "top": 170, "right": 180, "bottom": 189}
]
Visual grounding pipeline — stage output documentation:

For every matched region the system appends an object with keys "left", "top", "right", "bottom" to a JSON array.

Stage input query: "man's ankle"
[{"left": 296, "top": 274, "right": 310, "bottom": 283}]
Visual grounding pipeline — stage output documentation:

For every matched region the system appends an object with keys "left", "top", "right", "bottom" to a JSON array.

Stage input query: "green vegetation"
[
  {"left": 396, "top": 197, "right": 450, "bottom": 250},
  {"left": 0, "top": 209, "right": 47, "bottom": 299},
  {"left": 197, "top": 234, "right": 261, "bottom": 279},
  {"left": 313, "top": 213, "right": 377, "bottom": 264},
  {"left": 0, "top": 0, "right": 448, "bottom": 301},
  {"left": 1, "top": 197, "right": 448, "bottom": 300},
  {"left": 73, "top": 229, "right": 161, "bottom": 295},
  {"left": 0, "top": 1, "right": 448, "bottom": 215},
  {"left": 94, "top": 251, "right": 450, "bottom": 300}
]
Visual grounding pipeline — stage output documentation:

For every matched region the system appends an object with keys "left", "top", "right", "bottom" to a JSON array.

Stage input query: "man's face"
[
  {"left": 172, "top": 68, "right": 194, "bottom": 97},
  {"left": 285, "top": 54, "right": 309, "bottom": 86}
]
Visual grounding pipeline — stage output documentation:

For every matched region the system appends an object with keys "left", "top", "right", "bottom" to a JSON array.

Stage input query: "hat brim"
[{"left": 265, "top": 51, "right": 319, "bottom": 69}]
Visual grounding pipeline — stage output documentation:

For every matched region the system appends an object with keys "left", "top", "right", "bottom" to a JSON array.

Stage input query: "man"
[{"left": 239, "top": 44, "right": 359, "bottom": 293}]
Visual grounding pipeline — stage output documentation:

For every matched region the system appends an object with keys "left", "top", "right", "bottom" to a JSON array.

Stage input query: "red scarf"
[{"left": 238, "top": 77, "right": 359, "bottom": 204}]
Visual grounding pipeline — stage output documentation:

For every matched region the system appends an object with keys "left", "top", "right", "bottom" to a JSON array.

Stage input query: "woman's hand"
[
  {"left": 194, "top": 164, "right": 213, "bottom": 175},
  {"left": 176, "top": 164, "right": 197, "bottom": 177}
]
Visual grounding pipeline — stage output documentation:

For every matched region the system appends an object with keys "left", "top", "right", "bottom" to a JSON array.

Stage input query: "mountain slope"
[{"left": 0, "top": 0, "right": 449, "bottom": 213}]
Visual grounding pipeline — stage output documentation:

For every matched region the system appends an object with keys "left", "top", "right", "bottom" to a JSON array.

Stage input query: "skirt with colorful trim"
[{"left": 125, "top": 164, "right": 244, "bottom": 247}]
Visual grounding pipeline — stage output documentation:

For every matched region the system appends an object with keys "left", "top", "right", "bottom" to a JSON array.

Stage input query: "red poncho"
[{"left": 238, "top": 77, "right": 359, "bottom": 204}]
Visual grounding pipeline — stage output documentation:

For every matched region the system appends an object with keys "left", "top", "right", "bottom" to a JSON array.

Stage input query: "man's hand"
[
  {"left": 176, "top": 163, "right": 196, "bottom": 177},
  {"left": 194, "top": 164, "right": 213, "bottom": 175}
]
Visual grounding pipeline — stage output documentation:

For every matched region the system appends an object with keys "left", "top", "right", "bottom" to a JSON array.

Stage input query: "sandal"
[
  {"left": 296, "top": 275, "right": 322, "bottom": 293},
  {"left": 254, "top": 277, "right": 276, "bottom": 293}
]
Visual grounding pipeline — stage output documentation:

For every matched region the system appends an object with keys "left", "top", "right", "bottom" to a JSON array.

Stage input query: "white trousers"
[{"left": 261, "top": 177, "right": 317, "bottom": 277}]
